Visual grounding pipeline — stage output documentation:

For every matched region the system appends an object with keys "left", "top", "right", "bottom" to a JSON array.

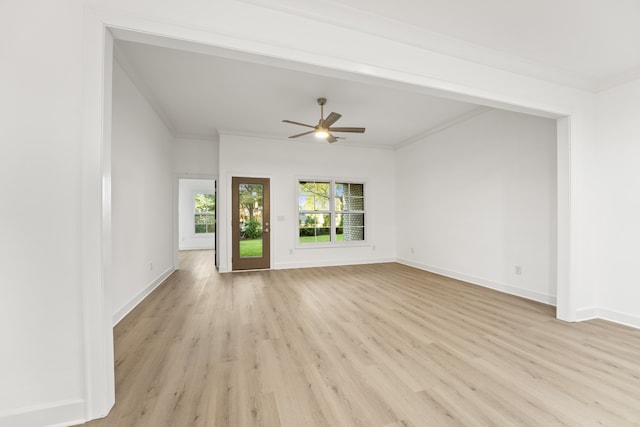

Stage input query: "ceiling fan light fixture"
[{"left": 315, "top": 129, "right": 329, "bottom": 138}]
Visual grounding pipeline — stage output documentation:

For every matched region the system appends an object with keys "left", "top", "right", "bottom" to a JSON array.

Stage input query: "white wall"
[
  {"left": 174, "top": 137, "right": 219, "bottom": 176},
  {"left": 179, "top": 179, "right": 216, "bottom": 250},
  {"left": 396, "top": 109, "right": 557, "bottom": 304},
  {"left": 593, "top": 77, "right": 640, "bottom": 327},
  {"left": 0, "top": 1, "right": 86, "bottom": 424},
  {"left": 111, "top": 61, "right": 175, "bottom": 325},
  {"left": 218, "top": 135, "right": 396, "bottom": 272}
]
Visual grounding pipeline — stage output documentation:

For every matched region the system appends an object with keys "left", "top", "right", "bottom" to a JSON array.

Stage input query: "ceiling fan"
[{"left": 283, "top": 98, "right": 365, "bottom": 143}]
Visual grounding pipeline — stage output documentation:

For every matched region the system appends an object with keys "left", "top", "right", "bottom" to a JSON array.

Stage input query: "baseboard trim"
[
  {"left": 274, "top": 257, "right": 395, "bottom": 270},
  {"left": 112, "top": 266, "right": 176, "bottom": 326},
  {"left": 575, "top": 306, "right": 600, "bottom": 321},
  {"left": 178, "top": 245, "right": 215, "bottom": 251},
  {"left": 397, "top": 258, "right": 557, "bottom": 306},
  {"left": 576, "top": 306, "right": 640, "bottom": 329},
  {"left": 0, "top": 398, "right": 84, "bottom": 427}
]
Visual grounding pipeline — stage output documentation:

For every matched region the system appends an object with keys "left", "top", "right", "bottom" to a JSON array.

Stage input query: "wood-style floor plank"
[{"left": 78, "top": 251, "right": 640, "bottom": 426}]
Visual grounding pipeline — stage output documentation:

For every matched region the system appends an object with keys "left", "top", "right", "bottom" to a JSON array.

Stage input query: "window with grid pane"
[
  {"left": 298, "top": 181, "right": 332, "bottom": 243},
  {"left": 298, "top": 180, "right": 365, "bottom": 245},
  {"left": 194, "top": 193, "right": 215, "bottom": 234},
  {"left": 335, "top": 182, "right": 365, "bottom": 242}
]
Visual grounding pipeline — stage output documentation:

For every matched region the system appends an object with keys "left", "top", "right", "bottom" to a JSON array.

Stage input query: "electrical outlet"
[
  {"left": 410, "top": 248, "right": 414, "bottom": 254},
  {"left": 150, "top": 262, "right": 153, "bottom": 271},
  {"left": 372, "top": 245, "right": 376, "bottom": 251},
  {"left": 515, "top": 265, "right": 522, "bottom": 275}
]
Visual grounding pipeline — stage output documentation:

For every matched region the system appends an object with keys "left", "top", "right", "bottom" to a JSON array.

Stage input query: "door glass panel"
[{"left": 238, "top": 183, "right": 264, "bottom": 258}]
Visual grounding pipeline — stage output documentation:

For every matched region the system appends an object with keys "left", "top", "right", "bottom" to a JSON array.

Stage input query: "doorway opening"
[{"left": 178, "top": 178, "right": 216, "bottom": 252}]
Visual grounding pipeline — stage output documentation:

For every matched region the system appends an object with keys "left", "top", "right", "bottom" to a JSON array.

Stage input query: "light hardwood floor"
[{"left": 79, "top": 250, "right": 640, "bottom": 426}]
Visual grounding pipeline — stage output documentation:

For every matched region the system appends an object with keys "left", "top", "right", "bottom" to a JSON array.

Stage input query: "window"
[
  {"left": 298, "top": 180, "right": 365, "bottom": 245},
  {"left": 194, "top": 193, "right": 215, "bottom": 234}
]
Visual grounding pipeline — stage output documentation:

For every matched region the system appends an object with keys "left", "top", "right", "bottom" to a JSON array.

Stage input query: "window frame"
[
  {"left": 295, "top": 177, "right": 367, "bottom": 248},
  {"left": 193, "top": 192, "right": 216, "bottom": 235}
]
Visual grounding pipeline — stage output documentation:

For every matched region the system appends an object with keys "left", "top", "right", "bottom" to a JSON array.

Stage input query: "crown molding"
[
  {"left": 173, "top": 131, "right": 220, "bottom": 142},
  {"left": 395, "top": 106, "right": 492, "bottom": 150},
  {"left": 217, "top": 128, "right": 396, "bottom": 150},
  {"left": 595, "top": 65, "right": 640, "bottom": 93}
]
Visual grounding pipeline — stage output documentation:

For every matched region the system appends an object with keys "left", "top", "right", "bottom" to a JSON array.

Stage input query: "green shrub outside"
[{"left": 244, "top": 218, "right": 262, "bottom": 239}]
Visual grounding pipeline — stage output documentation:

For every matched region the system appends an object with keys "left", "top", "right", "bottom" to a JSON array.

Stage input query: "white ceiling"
[
  {"left": 115, "top": 40, "right": 483, "bottom": 148},
  {"left": 114, "top": 0, "right": 640, "bottom": 146}
]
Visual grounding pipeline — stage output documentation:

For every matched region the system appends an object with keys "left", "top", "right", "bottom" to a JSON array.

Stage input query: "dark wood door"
[{"left": 232, "top": 177, "right": 270, "bottom": 270}]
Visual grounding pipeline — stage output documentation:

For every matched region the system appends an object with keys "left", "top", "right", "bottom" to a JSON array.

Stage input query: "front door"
[{"left": 232, "top": 177, "right": 270, "bottom": 270}]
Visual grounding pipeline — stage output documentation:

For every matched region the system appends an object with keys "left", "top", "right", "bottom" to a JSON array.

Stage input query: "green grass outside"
[
  {"left": 239, "top": 238, "right": 263, "bottom": 257},
  {"left": 299, "top": 234, "right": 344, "bottom": 243},
  {"left": 240, "top": 234, "right": 346, "bottom": 257}
]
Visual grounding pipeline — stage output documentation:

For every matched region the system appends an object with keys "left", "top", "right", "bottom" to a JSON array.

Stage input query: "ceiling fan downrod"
[{"left": 317, "top": 97, "right": 327, "bottom": 123}]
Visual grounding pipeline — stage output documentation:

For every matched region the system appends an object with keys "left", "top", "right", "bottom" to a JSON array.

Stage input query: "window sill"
[{"left": 295, "top": 241, "right": 369, "bottom": 249}]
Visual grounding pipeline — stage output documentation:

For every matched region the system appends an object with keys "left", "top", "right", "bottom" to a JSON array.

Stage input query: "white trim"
[
  {"left": 237, "top": 0, "right": 599, "bottom": 92},
  {"left": 395, "top": 107, "right": 491, "bottom": 149},
  {"left": 216, "top": 127, "right": 399, "bottom": 150},
  {"left": 597, "top": 308, "right": 640, "bottom": 329},
  {"left": 595, "top": 64, "right": 640, "bottom": 93},
  {"left": 397, "top": 258, "right": 557, "bottom": 306},
  {"left": 103, "top": 12, "right": 571, "bottom": 118},
  {"left": 0, "top": 398, "right": 85, "bottom": 427},
  {"left": 112, "top": 266, "right": 176, "bottom": 326},
  {"left": 555, "top": 116, "right": 573, "bottom": 321},
  {"left": 295, "top": 241, "right": 370, "bottom": 249},
  {"left": 179, "top": 246, "right": 215, "bottom": 251},
  {"left": 174, "top": 174, "right": 218, "bottom": 271},
  {"left": 275, "top": 257, "right": 395, "bottom": 270},
  {"left": 575, "top": 306, "right": 600, "bottom": 322},
  {"left": 576, "top": 307, "right": 640, "bottom": 330},
  {"left": 81, "top": 11, "right": 115, "bottom": 420}
]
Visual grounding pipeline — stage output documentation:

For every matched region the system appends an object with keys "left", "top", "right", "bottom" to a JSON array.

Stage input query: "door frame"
[{"left": 230, "top": 176, "right": 272, "bottom": 271}]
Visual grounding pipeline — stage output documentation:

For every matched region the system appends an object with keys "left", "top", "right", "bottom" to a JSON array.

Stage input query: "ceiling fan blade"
[
  {"left": 327, "top": 133, "right": 338, "bottom": 143},
  {"left": 322, "top": 112, "right": 342, "bottom": 128},
  {"left": 283, "top": 120, "right": 316, "bottom": 129},
  {"left": 289, "top": 130, "right": 316, "bottom": 138},
  {"left": 327, "top": 127, "right": 366, "bottom": 133}
]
